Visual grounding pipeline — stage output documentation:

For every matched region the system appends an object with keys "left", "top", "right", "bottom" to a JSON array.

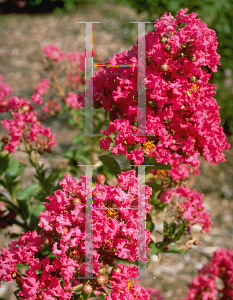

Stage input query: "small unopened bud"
[
  {"left": 1, "top": 136, "right": 8, "bottom": 144},
  {"left": 190, "top": 75, "right": 198, "bottom": 83},
  {"left": 111, "top": 267, "right": 121, "bottom": 275},
  {"left": 63, "top": 227, "right": 69, "bottom": 234},
  {"left": 96, "top": 174, "right": 105, "bottom": 185},
  {"left": 193, "top": 240, "right": 199, "bottom": 245},
  {"left": 43, "top": 236, "right": 53, "bottom": 246},
  {"left": 96, "top": 275, "right": 106, "bottom": 285},
  {"left": 160, "top": 36, "right": 168, "bottom": 43},
  {"left": 38, "top": 147, "right": 44, "bottom": 155},
  {"left": 21, "top": 104, "right": 30, "bottom": 114},
  {"left": 188, "top": 55, "right": 196, "bottom": 62},
  {"left": 16, "top": 276, "right": 21, "bottom": 285},
  {"left": 160, "top": 63, "right": 170, "bottom": 72},
  {"left": 102, "top": 274, "right": 109, "bottom": 284},
  {"left": 0, "top": 100, "right": 7, "bottom": 107},
  {"left": 164, "top": 44, "right": 172, "bottom": 52},
  {"left": 11, "top": 271, "right": 20, "bottom": 279},
  {"left": 82, "top": 284, "right": 93, "bottom": 295},
  {"left": 163, "top": 245, "right": 170, "bottom": 251},
  {"left": 107, "top": 258, "right": 117, "bottom": 267},
  {"left": 73, "top": 198, "right": 81, "bottom": 206},
  {"left": 177, "top": 205, "right": 184, "bottom": 214}
]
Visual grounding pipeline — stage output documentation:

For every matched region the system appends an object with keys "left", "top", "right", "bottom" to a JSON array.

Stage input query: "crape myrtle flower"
[
  {"left": 76, "top": 8, "right": 229, "bottom": 166},
  {"left": 0, "top": 171, "right": 152, "bottom": 299}
]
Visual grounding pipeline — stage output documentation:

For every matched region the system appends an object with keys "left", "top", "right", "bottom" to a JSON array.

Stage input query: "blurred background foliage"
[{"left": 1, "top": 0, "right": 233, "bottom": 135}]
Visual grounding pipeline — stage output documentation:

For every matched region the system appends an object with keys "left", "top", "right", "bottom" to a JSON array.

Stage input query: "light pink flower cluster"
[
  {"left": 146, "top": 287, "right": 164, "bottom": 300},
  {"left": 0, "top": 77, "right": 57, "bottom": 153},
  {"left": 0, "top": 171, "right": 152, "bottom": 299},
  {"left": 77, "top": 8, "right": 229, "bottom": 166},
  {"left": 159, "top": 185, "right": 213, "bottom": 233},
  {"left": 0, "top": 75, "right": 13, "bottom": 112},
  {"left": 182, "top": 248, "right": 233, "bottom": 300},
  {"left": 42, "top": 44, "right": 65, "bottom": 63},
  {"left": 30, "top": 45, "right": 87, "bottom": 119},
  {"left": 30, "top": 78, "right": 50, "bottom": 105}
]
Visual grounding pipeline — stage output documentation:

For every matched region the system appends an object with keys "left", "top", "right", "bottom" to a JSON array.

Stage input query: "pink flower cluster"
[
  {"left": 42, "top": 44, "right": 65, "bottom": 63},
  {"left": 76, "top": 8, "right": 229, "bottom": 166},
  {"left": 30, "top": 78, "right": 50, "bottom": 105},
  {"left": 146, "top": 287, "right": 164, "bottom": 300},
  {"left": 30, "top": 44, "right": 87, "bottom": 119},
  {"left": 0, "top": 76, "right": 57, "bottom": 153},
  {"left": 106, "top": 264, "right": 150, "bottom": 300},
  {"left": 159, "top": 185, "right": 213, "bottom": 233},
  {"left": 0, "top": 171, "right": 152, "bottom": 299},
  {"left": 182, "top": 248, "right": 233, "bottom": 300}
]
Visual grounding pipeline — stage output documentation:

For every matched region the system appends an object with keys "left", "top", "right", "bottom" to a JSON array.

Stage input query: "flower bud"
[
  {"left": 160, "top": 63, "right": 170, "bottom": 72},
  {"left": 93, "top": 100, "right": 102, "bottom": 109},
  {"left": 1, "top": 136, "right": 8, "bottom": 145},
  {"left": 193, "top": 240, "right": 199, "bottom": 245},
  {"left": 63, "top": 227, "right": 69, "bottom": 234},
  {"left": 177, "top": 205, "right": 184, "bottom": 214},
  {"left": 11, "top": 271, "right": 20, "bottom": 279},
  {"left": 43, "top": 236, "right": 53, "bottom": 246},
  {"left": 96, "top": 174, "right": 105, "bottom": 185},
  {"left": 160, "top": 36, "right": 168, "bottom": 43},
  {"left": 38, "top": 147, "right": 45, "bottom": 155},
  {"left": 102, "top": 274, "right": 109, "bottom": 284},
  {"left": 21, "top": 104, "right": 30, "bottom": 114},
  {"left": 73, "top": 198, "right": 81, "bottom": 206},
  {"left": 96, "top": 275, "right": 106, "bottom": 285},
  {"left": 163, "top": 245, "right": 170, "bottom": 251},
  {"left": 107, "top": 258, "right": 117, "bottom": 267},
  {"left": 188, "top": 55, "right": 196, "bottom": 62},
  {"left": 16, "top": 276, "right": 21, "bottom": 285},
  {"left": 111, "top": 267, "right": 121, "bottom": 275},
  {"left": 46, "top": 147, "right": 54, "bottom": 154},
  {"left": 190, "top": 75, "right": 198, "bottom": 83},
  {"left": 164, "top": 44, "right": 172, "bottom": 52},
  {"left": 82, "top": 284, "right": 93, "bottom": 295}
]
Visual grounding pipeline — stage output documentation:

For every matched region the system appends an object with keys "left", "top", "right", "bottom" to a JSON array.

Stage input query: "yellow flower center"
[
  {"left": 126, "top": 280, "right": 132, "bottom": 289},
  {"left": 185, "top": 83, "right": 199, "bottom": 96},
  {"left": 107, "top": 209, "right": 117, "bottom": 216},
  {"left": 143, "top": 141, "right": 155, "bottom": 149}
]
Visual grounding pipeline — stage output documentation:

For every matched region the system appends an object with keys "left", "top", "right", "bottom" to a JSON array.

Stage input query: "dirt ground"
[{"left": 0, "top": 3, "right": 233, "bottom": 300}]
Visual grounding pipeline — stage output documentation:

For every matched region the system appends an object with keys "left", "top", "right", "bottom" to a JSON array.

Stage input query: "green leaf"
[
  {"left": 18, "top": 199, "right": 30, "bottom": 221},
  {"left": 5, "top": 178, "right": 21, "bottom": 200},
  {"left": 166, "top": 245, "right": 186, "bottom": 254},
  {"left": 146, "top": 213, "right": 154, "bottom": 232},
  {"left": 5, "top": 160, "right": 27, "bottom": 179},
  {"left": 0, "top": 193, "right": 19, "bottom": 213},
  {"left": 143, "top": 157, "right": 172, "bottom": 170},
  {"left": 14, "top": 288, "right": 21, "bottom": 300},
  {"left": 0, "top": 151, "right": 10, "bottom": 176},
  {"left": 116, "top": 258, "right": 137, "bottom": 265},
  {"left": 18, "top": 185, "right": 41, "bottom": 201},
  {"left": 148, "top": 240, "right": 163, "bottom": 254},
  {"left": 98, "top": 155, "right": 121, "bottom": 176},
  {"left": 29, "top": 204, "right": 45, "bottom": 229},
  {"left": 145, "top": 182, "right": 164, "bottom": 191},
  {"left": 166, "top": 221, "right": 176, "bottom": 239}
]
